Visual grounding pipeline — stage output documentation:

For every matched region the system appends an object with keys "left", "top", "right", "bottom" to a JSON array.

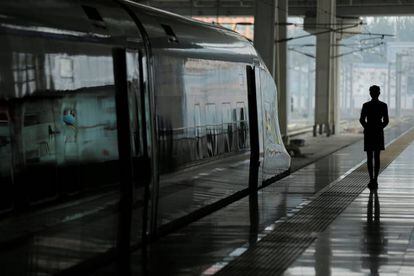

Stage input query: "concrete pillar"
[
  {"left": 314, "top": 0, "right": 336, "bottom": 136},
  {"left": 276, "top": 0, "right": 288, "bottom": 141},
  {"left": 253, "top": 0, "right": 289, "bottom": 141},
  {"left": 253, "top": 0, "right": 277, "bottom": 76}
]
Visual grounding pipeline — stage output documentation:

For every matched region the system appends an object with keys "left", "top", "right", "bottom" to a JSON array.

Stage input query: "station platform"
[
  {"left": 93, "top": 119, "right": 414, "bottom": 276},
  {"left": 1, "top": 119, "right": 413, "bottom": 275}
]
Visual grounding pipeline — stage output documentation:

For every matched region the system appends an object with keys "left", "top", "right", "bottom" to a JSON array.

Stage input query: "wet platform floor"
[
  {"left": 1, "top": 120, "right": 413, "bottom": 275},
  {"left": 93, "top": 122, "right": 414, "bottom": 275},
  {"left": 283, "top": 139, "right": 414, "bottom": 276}
]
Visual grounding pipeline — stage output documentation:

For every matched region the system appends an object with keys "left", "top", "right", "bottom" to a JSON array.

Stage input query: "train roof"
[
  {"left": 123, "top": 1, "right": 257, "bottom": 61},
  {"left": 125, "top": 1, "right": 258, "bottom": 62},
  {"left": 0, "top": 0, "right": 259, "bottom": 63}
]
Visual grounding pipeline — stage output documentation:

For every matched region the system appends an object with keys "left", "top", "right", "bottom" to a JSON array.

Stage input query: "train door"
[
  {"left": 253, "top": 67, "right": 264, "bottom": 184},
  {"left": 246, "top": 66, "right": 260, "bottom": 190},
  {"left": 236, "top": 102, "right": 248, "bottom": 150},
  {"left": 124, "top": 49, "right": 153, "bottom": 246}
]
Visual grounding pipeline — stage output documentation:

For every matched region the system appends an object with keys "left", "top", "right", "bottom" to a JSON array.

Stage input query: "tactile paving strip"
[{"left": 215, "top": 129, "right": 414, "bottom": 276}]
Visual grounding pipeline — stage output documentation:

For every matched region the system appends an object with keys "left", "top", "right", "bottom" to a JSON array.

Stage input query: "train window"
[
  {"left": 0, "top": 30, "right": 124, "bottom": 266},
  {"left": 236, "top": 102, "right": 246, "bottom": 122},
  {"left": 194, "top": 104, "right": 201, "bottom": 126},
  {"left": 222, "top": 103, "right": 232, "bottom": 153},
  {"left": 194, "top": 104, "right": 203, "bottom": 158},
  {"left": 205, "top": 103, "right": 217, "bottom": 156},
  {"left": 236, "top": 102, "right": 248, "bottom": 149},
  {"left": 222, "top": 103, "right": 231, "bottom": 124},
  {"left": 205, "top": 103, "right": 217, "bottom": 126},
  {"left": 194, "top": 104, "right": 202, "bottom": 137}
]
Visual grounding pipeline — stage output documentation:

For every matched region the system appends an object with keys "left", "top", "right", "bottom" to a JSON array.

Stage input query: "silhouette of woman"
[{"left": 359, "top": 85, "right": 389, "bottom": 189}]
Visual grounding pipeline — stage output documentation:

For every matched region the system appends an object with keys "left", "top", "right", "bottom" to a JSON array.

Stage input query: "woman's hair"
[{"left": 369, "top": 85, "right": 380, "bottom": 99}]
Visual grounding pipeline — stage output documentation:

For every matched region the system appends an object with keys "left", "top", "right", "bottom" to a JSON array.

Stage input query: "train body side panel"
[
  {"left": 153, "top": 54, "right": 252, "bottom": 225},
  {"left": 125, "top": 1, "right": 290, "bottom": 227}
]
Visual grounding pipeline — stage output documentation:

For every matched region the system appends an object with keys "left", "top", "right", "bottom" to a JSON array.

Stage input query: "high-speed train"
[{"left": 0, "top": 0, "right": 290, "bottom": 272}]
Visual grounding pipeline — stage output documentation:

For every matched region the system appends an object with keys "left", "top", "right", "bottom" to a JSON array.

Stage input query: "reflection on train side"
[
  {"left": 154, "top": 57, "right": 254, "bottom": 224},
  {"left": 7, "top": 87, "right": 120, "bottom": 205},
  {"left": 158, "top": 103, "right": 249, "bottom": 171},
  {"left": 8, "top": 52, "right": 114, "bottom": 98},
  {"left": 156, "top": 57, "right": 250, "bottom": 174},
  {"left": 0, "top": 1, "right": 150, "bottom": 269},
  {"left": 0, "top": 35, "right": 124, "bottom": 210},
  {"left": 152, "top": 55, "right": 288, "bottom": 226}
]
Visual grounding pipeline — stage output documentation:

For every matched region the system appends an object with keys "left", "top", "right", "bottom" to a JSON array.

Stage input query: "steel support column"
[
  {"left": 330, "top": 42, "right": 339, "bottom": 135},
  {"left": 253, "top": 0, "right": 277, "bottom": 76},
  {"left": 253, "top": 0, "right": 288, "bottom": 141},
  {"left": 276, "top": 0, "right": 288, "bottom": 141},
  {"left": 314, "top": 0, "right": 336, "bottom": 136}
]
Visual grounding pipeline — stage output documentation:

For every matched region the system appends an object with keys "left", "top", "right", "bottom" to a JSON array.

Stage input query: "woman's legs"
[
  {"left": 373, "top": 150, "right": 380, "bottom": 182},
  {"left": 367, "top": 150, "right": 381, "bottom": 188},
  {"left": 367, "top": 151, "right": 374, "bottom": 181}
]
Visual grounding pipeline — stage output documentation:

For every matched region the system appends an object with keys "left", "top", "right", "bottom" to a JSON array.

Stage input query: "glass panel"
[
  {"left": 206, "top": 103, "right": 217, "bottom": 156},
  {"left": 154, "top": 57, "right": 251, "bottom": 226},
  {"left": 194, "top": 104, "right": 203, "bottom": 159},
  {"left": 222, "top": 102, "right": 232, "bottom": 153},
  {"left": 0, "top": 34, "right": 121, "bottom": 273},
  {"left": 236, "top": 102, "right": 249, "bottom": 150}
]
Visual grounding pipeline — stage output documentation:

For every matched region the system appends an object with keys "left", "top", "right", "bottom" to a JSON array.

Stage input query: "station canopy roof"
[{"left": 136, "top": 0, "right": 414, "bottom": 17}]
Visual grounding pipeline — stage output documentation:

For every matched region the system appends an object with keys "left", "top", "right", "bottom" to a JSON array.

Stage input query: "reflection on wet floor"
[
  {"left": 363, "top": 190, "right": 383, "bottom": 276},
  {"left": 92, "top": 122, "right": 414, "bottom": 275},
  {"left": 214, "top": 126, "right": 414, "bottom": 275},
  {"left": 284, "top": 141, "right": 414, "bottom": 276},
  {"left": 1, "top": 122, "right": 413, "bottom": 275}
]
